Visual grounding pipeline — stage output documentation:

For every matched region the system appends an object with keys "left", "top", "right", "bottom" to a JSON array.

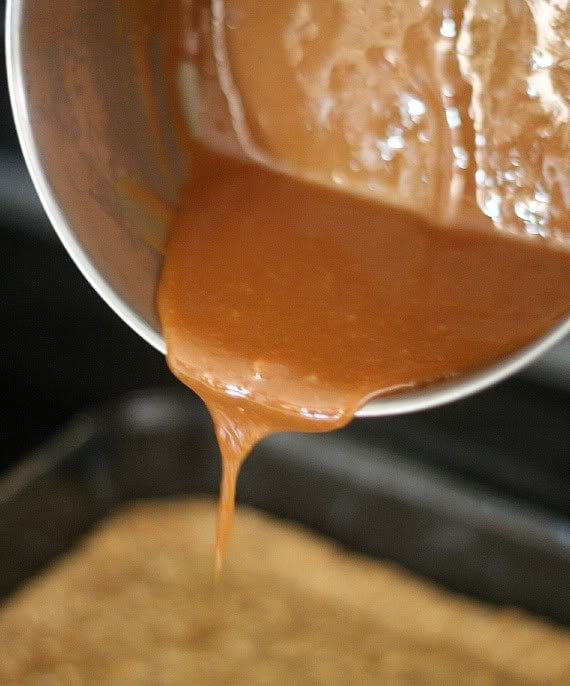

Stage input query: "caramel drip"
[{"left": 122, "top": 1, "right": 570, "bottom": 573}]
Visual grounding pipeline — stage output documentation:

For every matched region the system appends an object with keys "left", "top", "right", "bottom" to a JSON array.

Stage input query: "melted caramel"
[
  {"left": 159, "top": 154, "right": 570, "bottom": 572},
  {"left": 133, "top": 1, "right": 570, "bottom": 570}
]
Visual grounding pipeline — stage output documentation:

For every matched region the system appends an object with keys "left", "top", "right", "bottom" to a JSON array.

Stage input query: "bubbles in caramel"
[{"left": 180, "top": 0, "right": 570, "bottom": 246}]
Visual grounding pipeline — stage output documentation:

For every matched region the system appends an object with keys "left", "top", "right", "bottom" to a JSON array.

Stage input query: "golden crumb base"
[{"left": 0, "top": 498, "right": 568, "bottom": 685}]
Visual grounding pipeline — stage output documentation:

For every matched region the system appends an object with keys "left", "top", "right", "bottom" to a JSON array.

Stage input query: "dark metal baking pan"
[{"left": 0, "top": 388, "right": 569, "bottom": 626}]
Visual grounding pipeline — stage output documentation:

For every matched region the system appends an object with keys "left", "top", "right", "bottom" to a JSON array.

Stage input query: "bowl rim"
[
  {"left": 6, "top": 0, "right": 570, "bottom": 417},
  {"left": 5, "top": 0, "right": 164, "bottom": 355}
]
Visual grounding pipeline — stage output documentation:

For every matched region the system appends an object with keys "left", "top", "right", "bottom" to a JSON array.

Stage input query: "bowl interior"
[{"left": 8, "top": 0, "right": 570, "bottom": 416}]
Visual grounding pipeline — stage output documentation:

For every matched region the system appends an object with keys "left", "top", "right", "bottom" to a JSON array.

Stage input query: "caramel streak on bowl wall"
[
  {"left": 118, "top": 0, "right": 179, "bottom": 193},
  {"left": 117, "top": 177, "right": 172, "bottom": 254},
  {"left": 124, "top": 0, "right": 570, "bottom": 571}
]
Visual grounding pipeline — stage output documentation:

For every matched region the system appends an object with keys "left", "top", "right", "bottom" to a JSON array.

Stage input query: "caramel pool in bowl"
[
  {"left": 151, "top": 2, "right": 570, "bottom": 569},
  {"left": 146, "top": 1, "right": 570, "bottom": 570}
]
